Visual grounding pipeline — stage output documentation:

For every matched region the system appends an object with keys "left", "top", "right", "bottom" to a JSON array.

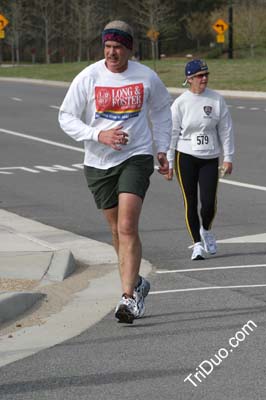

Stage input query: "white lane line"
[
  {"left": 220, "top": 178, "right": 266, "bottom": 191},
  {"left": 187, "top": 233, "right": 266, "bottom": 247},
  {"left": 250, "top": 107, "right": 260, "bottom": 110},
  {"left": 236, "top": 106, "right": 246, "bottom": 109},
  {"left": 1, "top": 128, "right": 266, "bottom": 193},
  {"left": 11, "top": 97, "right": 22, "bottom": 102},
  {"left": 218, "top": 232, "right": 266, "bottom": 243},
  {"left": 159, "top": 165, "right": 265, "bottom": 192},
  {"left": 0, "top": 166, "right": 40, "bottom": 173},
  {"left": 150, "top": 283, "right": 266, "bottom": 295},
  {"left": 49, "top": 105, "right": 60, "bottom": 110},
  {"left": 156, "top": 264, "right": 266, "bottom": 274},
  {"left": 0, "top": 128, "right": 84, "bottom": 153}
]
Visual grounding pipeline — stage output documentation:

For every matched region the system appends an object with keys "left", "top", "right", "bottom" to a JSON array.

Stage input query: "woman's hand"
[
  {"left": 223, "top": 161, "right": 233, "bottom": 175},
  {"left": 164, "top": 168, "right": 173, "bottom": 181},
  {"left": 157, "top": 152, "right": 169, "bottom": 175}
]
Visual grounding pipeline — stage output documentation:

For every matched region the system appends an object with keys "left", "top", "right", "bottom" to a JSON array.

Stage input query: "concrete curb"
[
  {"left": 0, "top": 259, "right": 153, "bottom": 367},
  {"left": 44, "top": 249, "right": 76, "bottom": 282},
  {"left": 0, "top": 209, "right": 153, "bottom": 367},
  {"left": 167, "top": 87, "right": 266, "bottom": 99},
  {"left": 0, "top": 248, "right": 76, "bottom": 325},
  {"left": 0, "top": 251, "right": 53, "bottom": 280},
  {"left": 0, "top": 292, "right": 46, "bottom": 324}
]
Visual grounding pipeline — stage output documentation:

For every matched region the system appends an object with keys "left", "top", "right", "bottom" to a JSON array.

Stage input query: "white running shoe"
[
  {"left": 135, "top": 276, "right": 150, "bottom": 298},
  {"left": 200, "top": 227, "right": 217, "bottom": 254},
  {"left": 191, "top": 242, "right": 205, "bottom": 260},
  {"left": 115, "top": 294, "right": 139, "bottom": 324},
  {"left": 134, "top": 291, "right": 145, "bottom": 318},
  {"left": 134, "top": 276, "right": 150, "bottom": 318}
]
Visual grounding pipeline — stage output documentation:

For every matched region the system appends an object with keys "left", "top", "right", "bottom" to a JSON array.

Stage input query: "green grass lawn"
[{"left": 1, "top": 58, "right": 266, "bottom": 91}]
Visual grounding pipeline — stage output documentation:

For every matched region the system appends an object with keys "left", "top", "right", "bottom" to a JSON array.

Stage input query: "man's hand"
[
  {"left": 157, "top": 152, "right": 169, "bottom": 175},
  {"left": 98, "top": 126, "right": 128, "bottom": 151}
]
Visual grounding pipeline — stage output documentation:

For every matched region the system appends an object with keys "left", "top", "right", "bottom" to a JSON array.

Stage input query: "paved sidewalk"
[
  {"left": 0, "top": 209, "right": 152, "bottom": 366},
  {"left": 0, "top": 209, "right": 117, "bottom": 325}
]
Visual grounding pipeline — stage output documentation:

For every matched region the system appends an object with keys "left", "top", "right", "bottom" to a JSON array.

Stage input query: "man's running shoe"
[
  {"left": 200, "top": 227, "right": 217, "bottom": 255},
  {"left": 191, "top": 242, "right": 205, "bottom": 260},
  {"left": 115, "top": 294, "right": 139, "bottom": 324},
  {"left": 134, "top": 276, "right": 150, "bottom": 318},
  {"left": 135, "top": 276, "right": 150, "bottom": 298}
]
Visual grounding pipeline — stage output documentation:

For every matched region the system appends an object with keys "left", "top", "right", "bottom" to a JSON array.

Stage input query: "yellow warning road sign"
[
  {"left": 0, "top": 14, "right": 9, "bottom": 30},
  {"left": 212, "top": 19, "right": 228, "bottom": 35},
  {"left": 216, "top": 34, "right": 225, "bottom": 43},
  {"left": 147, "top": 29, "right": 160, "bottom": 42}
]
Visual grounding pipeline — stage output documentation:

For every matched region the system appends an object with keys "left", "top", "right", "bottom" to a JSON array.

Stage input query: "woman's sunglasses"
[{"left": 194, "top": 73, "right": 209, "bottom": 78}]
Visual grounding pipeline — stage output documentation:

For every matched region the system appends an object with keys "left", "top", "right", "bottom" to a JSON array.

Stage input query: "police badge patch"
[{"left": 203, "top": 106, "right": 212, "bottom": 116}]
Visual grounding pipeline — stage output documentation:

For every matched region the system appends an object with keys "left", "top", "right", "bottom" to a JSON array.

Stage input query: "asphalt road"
[{"left": 0, "top": 81, "right": 266, "bottom": 399}]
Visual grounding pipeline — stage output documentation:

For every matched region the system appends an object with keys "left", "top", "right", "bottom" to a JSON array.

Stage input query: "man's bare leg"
[
  {"left": 103, "top": 193, "right": 142, "bottom": 296},
  {"left": 117, "top": 193, "right": 142, "bottom": 296},
  {"left": 103, "top": 206, "right": 119, "bottom": 254}
]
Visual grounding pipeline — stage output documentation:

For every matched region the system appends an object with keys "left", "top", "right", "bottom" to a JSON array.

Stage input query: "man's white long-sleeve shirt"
[
  {"left": 168, "top": 88, "right": 234, "bottom": 167},
  {"left": 59, "top": 59, "right": 172, "bottom": 169}
]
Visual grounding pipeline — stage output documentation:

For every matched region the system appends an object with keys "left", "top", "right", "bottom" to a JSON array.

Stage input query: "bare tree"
[
  {"left": 123, "top": 0, "right": 177, "bottom": 35},
  {"left": 121, "top": 0, "right": 178, "bottom": 60},
  {"left": 56, "top": 0, "right": 105, "bottom": 62},
  {"left": 80, "top": 0, "right": 105, "bottom": 61},
  {"left": 184, "top": 12, "right": 212, "bottom": 50},
  {"left": 234, "top": 2, "right": 266, "bottom": 56},
  {"left": 29, "top": 0, "right": 62, "bottom": 63},
  {"left": 5, "top": 0, "right": 20, "bottom": 63}
]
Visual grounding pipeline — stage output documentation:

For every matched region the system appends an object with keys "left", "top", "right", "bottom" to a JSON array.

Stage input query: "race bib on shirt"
[
  {"left": 95, "top": 84, "right": 144, "bottom": 121},
  {"left": 191, "top": 132, "right": 214, "bottom": 151}
]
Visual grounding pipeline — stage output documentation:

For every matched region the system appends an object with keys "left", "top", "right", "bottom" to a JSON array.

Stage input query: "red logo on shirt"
[{"left": 95, "top": 84, "right": 144, "bottom": 121}]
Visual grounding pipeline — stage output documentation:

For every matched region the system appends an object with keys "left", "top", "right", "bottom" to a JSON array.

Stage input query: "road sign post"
[
  {"left": 147, "top": 29, "right": 160, "bottom": 71},
  {"left": 228, "top": 3, "right": 234, "bottom": 59}
]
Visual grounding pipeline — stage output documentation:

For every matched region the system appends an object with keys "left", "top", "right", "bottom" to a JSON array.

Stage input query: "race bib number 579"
[{"left": 191, "top": 133, "right": 214, "bottom": 151}]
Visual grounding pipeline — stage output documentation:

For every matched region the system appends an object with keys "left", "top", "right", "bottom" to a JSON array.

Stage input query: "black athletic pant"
[{"left": 175, "top": 151, "right": 219, "bottom": 243}]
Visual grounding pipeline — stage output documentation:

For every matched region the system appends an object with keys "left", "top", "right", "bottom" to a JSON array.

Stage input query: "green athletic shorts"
[{"left": 84, "top": 154, "right": 154, "bottom": 209}]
